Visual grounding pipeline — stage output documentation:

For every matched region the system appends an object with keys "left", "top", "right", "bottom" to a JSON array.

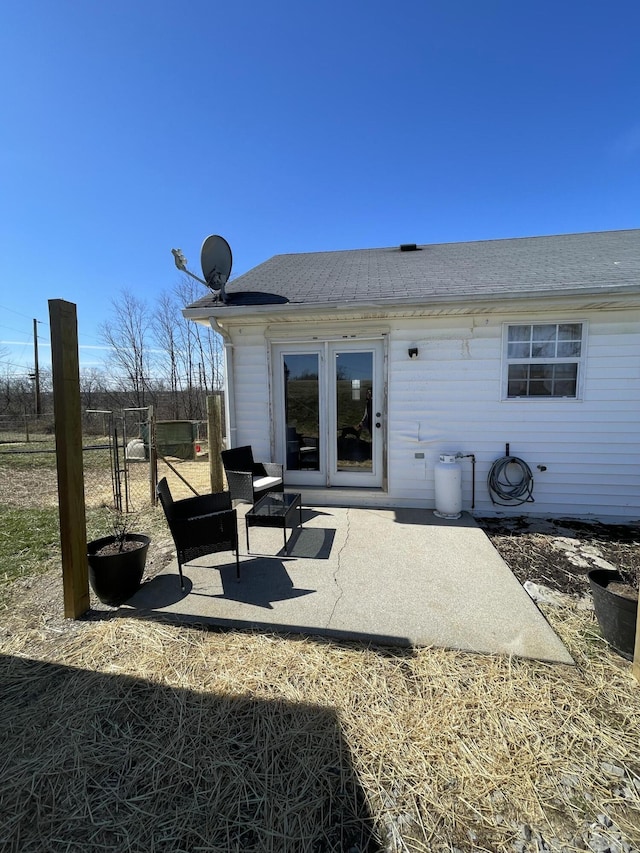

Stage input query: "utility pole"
[{"left": 33, "top": 318, "right": 41, "bottom": 417}]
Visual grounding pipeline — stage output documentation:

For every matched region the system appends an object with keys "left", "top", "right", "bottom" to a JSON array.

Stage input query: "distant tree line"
[{"left": 0, "top": 278, "right": 223, "bottom": 427}]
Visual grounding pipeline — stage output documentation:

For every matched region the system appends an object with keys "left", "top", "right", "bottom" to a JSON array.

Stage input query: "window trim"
[{"left": 500, "top": 320, "right": 588, "bottom": 401}]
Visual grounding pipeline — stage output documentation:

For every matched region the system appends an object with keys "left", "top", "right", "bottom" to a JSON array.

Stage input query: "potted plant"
[
  {"left": 87, "top": 512, "right": 151, "bottom": 606},
  {"left": 588, "top": 565, "right": 638, "bottom": 661}
]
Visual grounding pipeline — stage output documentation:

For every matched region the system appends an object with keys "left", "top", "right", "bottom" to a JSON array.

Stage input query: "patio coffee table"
[{"left": 245, "top": 492, "right": 303, "bottom": 555}]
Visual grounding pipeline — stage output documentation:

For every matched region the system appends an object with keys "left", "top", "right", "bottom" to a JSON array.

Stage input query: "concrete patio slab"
[{"left": 124, "top": 506, "right": 573, "bottom": 664}]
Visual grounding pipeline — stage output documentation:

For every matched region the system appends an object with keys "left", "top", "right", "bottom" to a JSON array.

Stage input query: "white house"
[{"left": 184, "top": 229, "right": 640, "bottom": 520}]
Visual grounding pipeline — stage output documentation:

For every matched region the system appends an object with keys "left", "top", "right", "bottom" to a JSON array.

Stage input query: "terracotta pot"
[
  {"left": 87, "top": 533, "right": 150, "bottom": 606},
  {"left": 588, "top": 569, "right": 638, "bottom": 661}
]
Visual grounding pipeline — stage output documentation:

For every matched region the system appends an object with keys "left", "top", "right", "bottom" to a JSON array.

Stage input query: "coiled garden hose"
[{"left": 487, "top": 455, "right": 535, "bottom": 506}]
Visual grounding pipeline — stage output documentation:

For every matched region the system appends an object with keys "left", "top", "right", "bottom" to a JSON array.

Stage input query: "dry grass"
[
  {"left": 2, "top": 599, "right": 639, "bottom": 852},
  {"left": 1, "top": 452, "right": 638, "bottom": 851},
  {"left": 0, "top": 450, "right": 213, "bottom": 510}
]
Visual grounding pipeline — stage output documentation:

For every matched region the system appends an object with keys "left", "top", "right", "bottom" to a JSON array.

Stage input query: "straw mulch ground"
[{"left": 1, "top": 522, "right": 639, "bottom": 852}]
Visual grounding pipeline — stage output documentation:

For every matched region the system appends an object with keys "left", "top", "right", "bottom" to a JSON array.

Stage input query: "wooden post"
[
  {"left": 207, "top": 394, "right": 224, "bottom": 493},
  {"left": 48, "top": 300, "right": 90, "bottom": 618}
]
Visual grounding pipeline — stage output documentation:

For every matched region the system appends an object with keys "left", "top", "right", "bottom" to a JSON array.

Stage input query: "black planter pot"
[
  {"left": 87, "top": 533, "right": 151, "bottom": 607},
  {"left": 588, "top": 568, "right": 638, "bottom": 661}
]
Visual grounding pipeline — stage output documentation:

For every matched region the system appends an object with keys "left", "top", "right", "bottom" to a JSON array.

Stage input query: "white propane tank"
[{"left": 434, "top": 454, "right": 462, "bottom": 519}]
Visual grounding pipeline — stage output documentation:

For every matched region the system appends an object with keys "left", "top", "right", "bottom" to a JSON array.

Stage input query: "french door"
[{"left": 273, "top": 340, "right": 384, "bottom": 488}]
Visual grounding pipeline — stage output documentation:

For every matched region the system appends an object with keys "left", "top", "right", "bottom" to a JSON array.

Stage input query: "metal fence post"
[{"left": 148, "top": 405, "right": 158, "bottom": 505}]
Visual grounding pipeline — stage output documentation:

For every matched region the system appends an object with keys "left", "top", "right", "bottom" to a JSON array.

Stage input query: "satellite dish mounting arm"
[
  {"left": 171, "top": 248, "right": 213, "bottom": 290},
  {"left": 171, "top": 236, "right": 232, "bottom": 303}
]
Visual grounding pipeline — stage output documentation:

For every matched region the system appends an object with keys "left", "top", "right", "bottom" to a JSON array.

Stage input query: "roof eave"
[{"left": 183, "top": 283, "right": 640, "bottom": 322}]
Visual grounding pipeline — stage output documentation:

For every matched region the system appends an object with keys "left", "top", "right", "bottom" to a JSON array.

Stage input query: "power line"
[
  {"left": 12, "top": 308, "right": 110, "bottom": 347},
  {"left": 0, "top": 304, "right": 45, "bottom": 324},
  {"left": 1, "top": 357, "right": 35, "bottom": 367},
  {"left": 0, "top": 324, "right": 33, "bottom": 338},
  {"left": 0, "top": 318, "right": 49, "bottom": 343}
]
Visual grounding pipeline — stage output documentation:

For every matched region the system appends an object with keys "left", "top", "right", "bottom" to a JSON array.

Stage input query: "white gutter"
[{"left": 182, "top": 283, "right": 640, "bottom": 323}]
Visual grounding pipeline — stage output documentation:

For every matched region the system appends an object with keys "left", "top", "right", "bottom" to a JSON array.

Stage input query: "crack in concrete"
[{"left": 325, "top": 507, "right": 350, "bottom": 628}]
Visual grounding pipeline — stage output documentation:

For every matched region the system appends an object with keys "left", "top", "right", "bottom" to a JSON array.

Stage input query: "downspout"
[
  {"left": 223, "top": 340, "right": 237, "bottom": 448},
  {"left": 210, "top": 317, "right": 237, "bottom": 449}
]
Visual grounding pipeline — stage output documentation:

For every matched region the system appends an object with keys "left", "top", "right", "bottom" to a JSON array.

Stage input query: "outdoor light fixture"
[{"left": 408, "top": 347, "right": 419, "bottom": 359}]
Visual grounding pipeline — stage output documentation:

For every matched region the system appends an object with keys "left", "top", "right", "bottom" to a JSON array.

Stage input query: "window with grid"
[{"left": 504, "top": 323, "right": 584, "bottom": 398}]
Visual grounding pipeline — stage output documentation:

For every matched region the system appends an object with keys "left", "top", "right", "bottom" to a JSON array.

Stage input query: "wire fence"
[
  {"left": 0, "top": 411, "right": 222, "bottom": 514},
  {"left": 0, "top": 414, "right": 55, "bottom": 445}
]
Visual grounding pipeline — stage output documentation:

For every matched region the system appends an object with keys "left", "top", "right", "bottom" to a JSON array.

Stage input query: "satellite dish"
[{"left": 200, "top": 235, "right": 232, "bottom": 292}]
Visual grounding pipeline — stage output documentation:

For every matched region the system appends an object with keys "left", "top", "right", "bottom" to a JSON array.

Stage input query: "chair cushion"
[{"left": 252, "top": 476, "right": 283, "bottom": 490}]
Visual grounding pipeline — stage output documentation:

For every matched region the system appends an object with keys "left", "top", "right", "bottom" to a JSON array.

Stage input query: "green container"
[{"left": 141, "top": 421, "right": 198, "bottom": 460}]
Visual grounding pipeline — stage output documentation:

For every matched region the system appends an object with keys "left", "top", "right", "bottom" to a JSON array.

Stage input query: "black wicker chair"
[
  {"left": 156, "top": 478, "right": 240, "bottom": 589},
  {"left": 221, "top": 446, "right": 284, "bottom": 505}
]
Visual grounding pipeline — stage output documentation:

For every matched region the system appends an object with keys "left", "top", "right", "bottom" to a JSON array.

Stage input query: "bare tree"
[
  {"left": 97, "top": 281, "right": 223, "bottom": 420},
  {"left": 0, "top": 369, "right": 43, "bottom": 426},
  {"left": 173, "top": 277, "right": 224, "bottom": 391},
  {"left": 153, "top": 292, "right": 181, "bottom": 419},
  {"left": 100, "top": 291, "right": 154, "bottom": 407},
  {"left": 152, "top": 277, "right": 224, "bottom": 419},
  {"left": 79, "top": 367, "right": 107, "bottom": 410}
]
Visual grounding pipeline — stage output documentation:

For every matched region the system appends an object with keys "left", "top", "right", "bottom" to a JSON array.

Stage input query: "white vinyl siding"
[
  {"left": 223, "top": 306, "right": 640, "bottom": 520},
  {"left": 387, "top": 311, "right": 639, "bottom": 519},
  {"left": 228, "top": 328, "right": 273, "bottom": 461}
]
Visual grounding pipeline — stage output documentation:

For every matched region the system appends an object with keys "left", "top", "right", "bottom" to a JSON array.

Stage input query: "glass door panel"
[
  {"left": 335, "top": 351, "right": 373, "bottom": 473},
  {"left": 329, "top": 343, "right": 383, "bottom": 488},
  {"left": 283, "top": 353, "right": 320, "bottom": 472}
]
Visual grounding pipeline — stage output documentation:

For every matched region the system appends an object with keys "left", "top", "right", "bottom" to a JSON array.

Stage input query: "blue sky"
[{"left": 1, "top": 0, "right": 639, "bottom": 378}]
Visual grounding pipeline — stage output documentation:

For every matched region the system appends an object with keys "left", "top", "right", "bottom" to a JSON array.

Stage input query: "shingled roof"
[{"left": 186, "top": 229, "right": 640, "bottom": 311}]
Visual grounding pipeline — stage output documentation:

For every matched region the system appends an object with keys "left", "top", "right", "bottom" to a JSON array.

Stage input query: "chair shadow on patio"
[
  {"left": 210, "top": 558, "right": 316, "bottom": 609},
  {"left": 131, "top": 557, "right": 317, "bottom": 611}
]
